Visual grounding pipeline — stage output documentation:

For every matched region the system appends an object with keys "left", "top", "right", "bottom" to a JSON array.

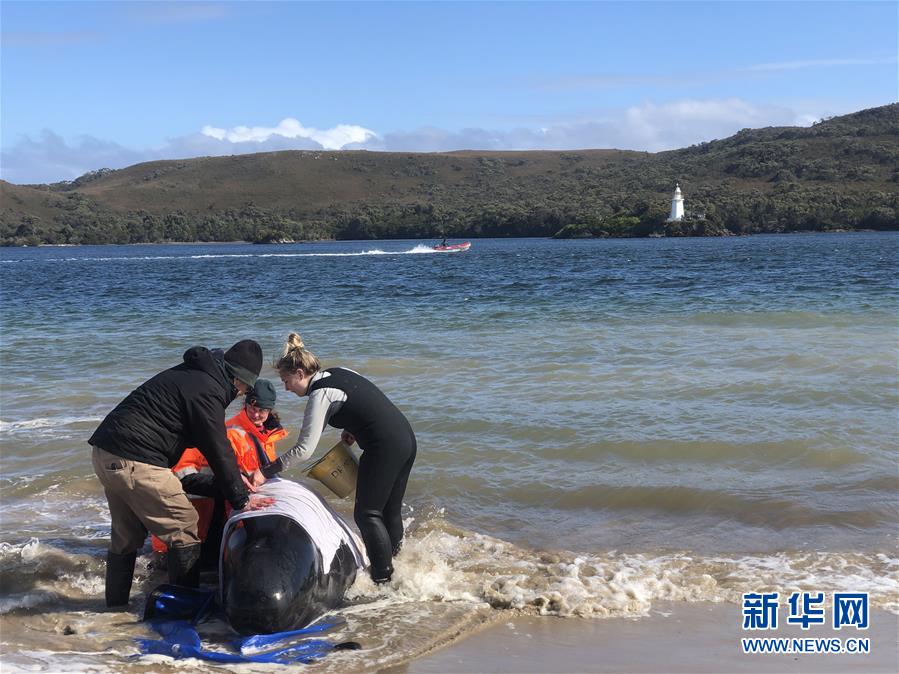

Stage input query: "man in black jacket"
[{"left": 90, "top": 339, "right": 270, "bottom": 607}]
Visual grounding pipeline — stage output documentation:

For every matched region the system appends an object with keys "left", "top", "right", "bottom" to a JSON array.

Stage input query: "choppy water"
[{"left": 1, "top": 234, "right": 897, "bottom": 672}]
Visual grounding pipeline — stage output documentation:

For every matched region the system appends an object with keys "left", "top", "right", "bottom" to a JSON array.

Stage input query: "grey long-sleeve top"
[{"left": 262, "top": 370, "right": 347, "bottom": 478}]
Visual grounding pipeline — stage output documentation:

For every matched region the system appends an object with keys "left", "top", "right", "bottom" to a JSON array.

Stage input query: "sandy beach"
[{"left": 391, "top": 602, "right": 898, "bottom": 674}]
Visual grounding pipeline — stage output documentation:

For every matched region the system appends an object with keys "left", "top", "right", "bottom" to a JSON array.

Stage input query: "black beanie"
[{"left": 224, "top": 339, "right": 263, "bottom": 387}]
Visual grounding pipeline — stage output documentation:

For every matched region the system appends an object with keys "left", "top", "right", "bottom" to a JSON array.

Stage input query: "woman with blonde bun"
[{"left": 252, "top": 333, "right": 416, "bottom": 584}]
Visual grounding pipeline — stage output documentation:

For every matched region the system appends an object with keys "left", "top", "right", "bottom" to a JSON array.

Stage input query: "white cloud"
[
  {"left": 366, "top": 99, "right": 817, "bottom": 154},
  {"left": 201, "top": 118, "right": 376, "bottom": 150},
  {"left": 539, "top": 57, "right": 896, "bottom": 93},
  {"left": 1, "top": 31, "right": 101, "bottom": 47},
  {"left": 611, "top": 98, "right": 798, "bottom": 150},
  {"left": 744, "top": 57, "right": 896, "bottom": 72},
  {"left": 0, "top": 130, "right": 145, "bottom": 185},
  {"left": 0, "top": 129, "right": 325, "bottom": 184}
]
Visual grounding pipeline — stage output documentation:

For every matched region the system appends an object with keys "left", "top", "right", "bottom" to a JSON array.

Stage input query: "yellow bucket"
[{"left": 306, "top": 441, "right": 359, "bottom": 498}]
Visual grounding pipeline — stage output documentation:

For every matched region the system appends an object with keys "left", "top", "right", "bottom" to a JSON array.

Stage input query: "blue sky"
[{"left": 2, "top": 1, "right": 896, "bottom": 184}]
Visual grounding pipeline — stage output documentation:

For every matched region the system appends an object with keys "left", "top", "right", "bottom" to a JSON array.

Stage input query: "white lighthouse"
[{"left": 668, "top": 183, "right": 684, "bottom": 222}]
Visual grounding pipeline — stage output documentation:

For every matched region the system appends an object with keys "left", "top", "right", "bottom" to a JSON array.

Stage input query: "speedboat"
[{"left": 432, "top": 241, "right": 471, "bottom": 252}]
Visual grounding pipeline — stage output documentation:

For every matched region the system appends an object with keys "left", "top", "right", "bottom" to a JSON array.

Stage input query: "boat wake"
[
  {"left": 3, "top": 246, "right": 439, "bottom": 263},
  {"left": 194, "top": 245, "right": 438, "bottom": 258}
]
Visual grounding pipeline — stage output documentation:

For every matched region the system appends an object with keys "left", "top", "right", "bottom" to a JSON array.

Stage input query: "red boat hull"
[{"left": 433, "top": 242, "right": 471, "bottom": 253}]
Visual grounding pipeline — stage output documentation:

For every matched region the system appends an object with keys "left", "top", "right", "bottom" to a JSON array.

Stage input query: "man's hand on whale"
[{"left": 242, "top": 494, "right": 275, "bottom": 511}]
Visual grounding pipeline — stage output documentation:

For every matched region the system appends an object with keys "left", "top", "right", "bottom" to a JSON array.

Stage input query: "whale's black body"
[
  {"left": 218, "top": 478, "right": 366, "bottom": 635},
  {"left": 221, "top": 514, "right": 359, "bottom": 634}
]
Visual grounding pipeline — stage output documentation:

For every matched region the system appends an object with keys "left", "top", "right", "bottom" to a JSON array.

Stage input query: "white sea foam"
[
  {"left": 0, "top": 416, "right": 101, "bottom": 433},
  {"left": 0, "top": 527, "right": 896, "bottom": 673},
  {"left": 0, "top": 591, "right": 59, "bottom": 613},
  {"left": 0, "top": 538, "right": 103, "bottom": 610},
  {"left": 4, "top": 520, "right": 896, "bottom": 622},
  {"left": 5, "top": 650, "right": 136, "bottom": 674},
  {"left": 345, "top": 524, "right": 899, "bottom": 618},
  {"left": 0, "top": 537, "right": 44, "bottom": 564}
]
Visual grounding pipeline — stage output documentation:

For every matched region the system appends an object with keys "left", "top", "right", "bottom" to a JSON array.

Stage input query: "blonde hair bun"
[
  {"left": 275, "top": 332, "right": 321, "bottom": 375},
  {"left": 286, "top": 332, "right": 305, "bottom": 351}
]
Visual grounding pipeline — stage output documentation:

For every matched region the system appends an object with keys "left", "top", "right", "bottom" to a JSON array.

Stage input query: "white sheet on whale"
[{"left": 221, "top": 478, "right": 368, "bottom": 571}]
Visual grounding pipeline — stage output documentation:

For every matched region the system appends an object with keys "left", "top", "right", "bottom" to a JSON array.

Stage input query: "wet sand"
[{"left": 389, "top": 602, "right": 898, "bottom": 674}]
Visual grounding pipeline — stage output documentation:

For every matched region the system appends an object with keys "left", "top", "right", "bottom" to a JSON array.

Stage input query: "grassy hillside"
[{"left": 2, "top": 104, "right": 897, "bottom": 245}]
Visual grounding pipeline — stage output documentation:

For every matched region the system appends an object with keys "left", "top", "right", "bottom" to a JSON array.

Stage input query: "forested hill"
[{"left": 2, "top": 103, "right": 897, "bottom": 245}]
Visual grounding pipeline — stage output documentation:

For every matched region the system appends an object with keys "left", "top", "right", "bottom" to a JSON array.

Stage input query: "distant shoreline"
[
  {"left": 6, "top": 228, "right": 890, "bottom": 249},
  {"left": 3, "top": 105, "right": 897, "bottom": 247}
]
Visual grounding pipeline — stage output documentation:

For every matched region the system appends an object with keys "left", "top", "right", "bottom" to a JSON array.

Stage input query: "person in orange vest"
[{"left": 152, "top": 379, "right": 287, "bottom": 566}]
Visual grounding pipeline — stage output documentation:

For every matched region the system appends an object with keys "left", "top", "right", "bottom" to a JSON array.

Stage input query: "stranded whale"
[{"left": 219, "top": 478, "right": 367, "bottom": 634}]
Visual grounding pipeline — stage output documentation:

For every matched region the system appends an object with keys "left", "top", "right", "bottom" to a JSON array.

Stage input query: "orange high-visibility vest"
[
  {"left": 151, "top": 410, "right": 288, "bottom": 553},
  {"left": 224, "top": 408, "right": 287, "bottom": 472}
]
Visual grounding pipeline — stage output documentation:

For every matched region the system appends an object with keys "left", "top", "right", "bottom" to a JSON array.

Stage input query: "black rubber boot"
[
  {"left": 355, "top": 508, "right": 395, "bottom": 584},
  {"left": 105, "top": 550, "right": 136, "bottom": 608},
  {"left": 199, "top": 499, "right": 225, "bottom": 571},
  {"left": 370, "top": 564, "right": 394, "bottom": 584},
  {"left": 167, "top": 543, "right": 201, "bottom": 588}
]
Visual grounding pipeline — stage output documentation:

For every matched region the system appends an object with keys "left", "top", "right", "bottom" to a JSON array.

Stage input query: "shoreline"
[
  {"left": 5, "top": 229, "right": 891, "bottom": 249},
  {"left": 388, "top": 602, "right": 899, "bottom": 674}
]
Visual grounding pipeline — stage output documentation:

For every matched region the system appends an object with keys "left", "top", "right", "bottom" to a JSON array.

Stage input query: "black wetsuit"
[{"left": 263, "top": 367, "right": 416, "bottom": 582}]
